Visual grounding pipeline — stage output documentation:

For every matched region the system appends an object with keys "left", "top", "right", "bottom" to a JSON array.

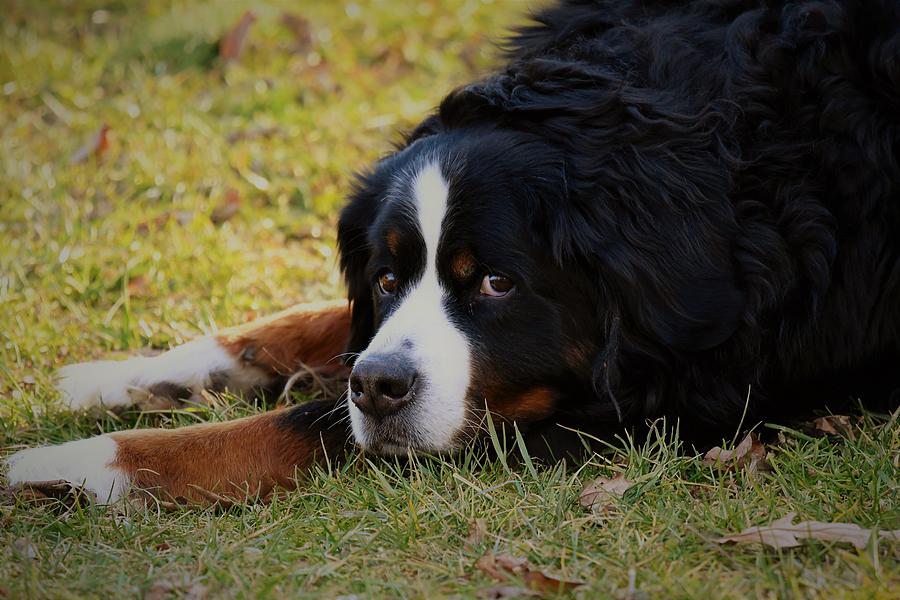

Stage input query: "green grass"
[{"left": 1, "top": 1, "right": 898, "bottom": 597}]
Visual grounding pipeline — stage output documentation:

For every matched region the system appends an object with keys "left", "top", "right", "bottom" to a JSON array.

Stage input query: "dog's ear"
[{"left": 337, "top": 174, "right": 380, "bottom": 359}]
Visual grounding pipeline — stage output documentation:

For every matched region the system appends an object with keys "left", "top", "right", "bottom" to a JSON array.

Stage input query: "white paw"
[
  {"left": 56, "top": 337, "right": 239, "bottom": 410},
  {"left": 57, "top": 359, "right": 147, "bottom": 409},
  {"left": 5, "top": 436, "right": 129, "bottom": 503}
]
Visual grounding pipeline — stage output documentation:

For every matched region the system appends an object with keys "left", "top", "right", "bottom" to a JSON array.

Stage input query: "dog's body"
[{"left": 7, "top": 0, "right": 900, "bottom": 504}]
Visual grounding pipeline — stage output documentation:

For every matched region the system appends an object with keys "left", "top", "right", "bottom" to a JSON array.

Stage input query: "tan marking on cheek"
[
  {"left": 451, "top": 251, "right": 477, "bottom": 279},
  {"left": 485, "top": 386, "right": 558, "bottom": 422},
  {"left": 218, "top": 300, "right": 351, "bottom": 377},
  {"left": 386, "top": 230, "right": 401, "bottom": 255}
]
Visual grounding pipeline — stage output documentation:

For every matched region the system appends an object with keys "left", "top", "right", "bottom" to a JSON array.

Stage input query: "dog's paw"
[
  {"left": 57, "top": 359, "right": 146, "bottom": 409},
  {"left": 55, "top": 337, "right": 242, "bottom": 410},
  {"left": 5, "top": 436, "right": 129, "bottom": 504}
]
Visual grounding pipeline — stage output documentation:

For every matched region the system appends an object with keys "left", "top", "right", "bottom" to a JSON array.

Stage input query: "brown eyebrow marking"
[
  {"left": 451, "top": 251, "right": 477, "bottom": 279},
  {"left": 385, "top": 230, "right": 401, "bottom": 255}
]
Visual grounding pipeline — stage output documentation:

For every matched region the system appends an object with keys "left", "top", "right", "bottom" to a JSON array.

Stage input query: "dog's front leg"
[
  {"left": 5, "top": 400, "right": 350, "bottom": 504},
  {"left": 56, "top": 300, "right": 351, "bottom": 410}
]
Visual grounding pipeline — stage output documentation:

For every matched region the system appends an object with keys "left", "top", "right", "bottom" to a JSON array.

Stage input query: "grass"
[{"left": 1, "top": 1, "right": 898, "bottom": 597}]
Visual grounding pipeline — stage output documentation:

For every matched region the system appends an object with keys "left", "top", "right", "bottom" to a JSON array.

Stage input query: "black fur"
[{"left": 338, "top": 0, "right": 900, "bottom": 445}]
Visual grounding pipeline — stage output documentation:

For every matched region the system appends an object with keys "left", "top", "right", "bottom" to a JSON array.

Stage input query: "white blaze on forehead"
[
  {"left": 414, "top": 163, "right": 447, "bottom": 269},
  {"left": 349, "top": 161, "right": 472, "bottom": 452}
]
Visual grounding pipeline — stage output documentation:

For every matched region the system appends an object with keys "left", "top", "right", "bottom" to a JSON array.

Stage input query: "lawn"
[{"left": 1, "top": 1, "right": 898, "bottom": 598}]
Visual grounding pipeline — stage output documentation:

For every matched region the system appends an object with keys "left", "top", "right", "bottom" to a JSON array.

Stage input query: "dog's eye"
[
  {"left": 480, "top": 274, "right": 514, "bottom": 297},
  {"left": 377, "top": 270, "right": 398, "bottom": 295}
]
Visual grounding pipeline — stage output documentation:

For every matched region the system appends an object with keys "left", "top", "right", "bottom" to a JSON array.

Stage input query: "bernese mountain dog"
[{"left": 6, "top": 0, "right": 900, "bottom": 505}]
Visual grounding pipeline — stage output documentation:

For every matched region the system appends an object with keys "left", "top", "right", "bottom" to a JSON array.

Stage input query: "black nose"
[{"left": 349, "top": 354, "right": 417, "bottom": 419}]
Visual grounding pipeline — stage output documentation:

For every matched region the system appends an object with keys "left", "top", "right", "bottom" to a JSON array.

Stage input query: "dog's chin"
[{"left": 349, "top": 407, "right": 465, "bottom": 456}]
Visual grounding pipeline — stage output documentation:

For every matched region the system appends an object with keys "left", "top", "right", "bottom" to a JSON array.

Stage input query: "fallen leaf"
[
  {"left": 467, "top": 517, "right": 487, "bottom": 546},
  {"left": 69, "top": 124, "right": 110, "bottom": 164},
  {"left": 475, "top": 552, "right": 583, "bottom": 594},
  {"left": 154, "top": 542, "right": 171, "bottom": 552},
  {"left": 136, "top": 210, "right": 194, "bottom": 235},
  {"left": 7, "top": 479, "right": 92, "bottom": 507},
  {"left": 477, "top": 586, "right": 540, "bottom": 598},
  {"left": 579, "top": 473, "right": 634, "bottom": 514},
  {"left": 126, "top": 274, "right": 150, "bottom": 297},
  {"left": 703, "top": 432, "right": 770, "bottom": 476},
  {"left": 211, "top": 188, "right": 241, "bottom": 224},
  {"left": 716, "top": 512, "right": 900, "bottom": 549},
  {"left": 281, "top": 12, "right": 313, "bottom": 53},
  {"left": 145, "top": 574, "right": 208, "bottom": 600},
  {"left": 226, "top": 126, "right": 284, "bottom": 144},
  {"left": 12, "top": 538, "right": 38, "bottom": 560},
  {"left": 810, "top": 415, "right": 856, "bottom": 440},
  {"left": 219, "top": 11, "right": 256, "bottom": 63}
]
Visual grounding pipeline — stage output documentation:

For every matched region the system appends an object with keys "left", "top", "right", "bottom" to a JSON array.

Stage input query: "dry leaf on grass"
[
  {"left": 145, "top": 574, "right": 208, "bottom": 600},
  {"left": 477, "top": 585, "right": 540, "bottom": 599},
  {"left": 476, "top": 552, "right": 583, "bottom": 594},
  {"left": 716, "top": 512, "right": 900, "bottom": 549},
  {"left": 69, "top": 124, "right": 110, "bottom": 164},
  {"left": 579, "top": 473, "right": 634, "bottom": 514},
  {"left": 219, "top": 11, "right": 256, "bottom": 63},
  {"left": 126, "top": 274, "right": 150, "bottom": 297},
  {"left": 810, "top": 415, "right": 856, "bottom": 440},
  {"left": 4, "top": 479, "right": 93, "bottom": 508},
  {"left": 281, "top": 12, "right": 313, "bottom": 53},
  {"left": 703, "top": 432, "right": 771, "bottom": 475},
  {"left": 211, "top": 188, "right": 241, "bottom": 224},
  {"left": 12, "top": 538, "right": 38, "bottom": 560},
  {"left": 467, "top": 518, "right": 487, "bottom": 546}
]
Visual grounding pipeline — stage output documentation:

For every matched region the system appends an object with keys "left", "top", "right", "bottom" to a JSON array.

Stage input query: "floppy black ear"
[{"left": 337, "top": 174, "right": 380, "bottom": 360}]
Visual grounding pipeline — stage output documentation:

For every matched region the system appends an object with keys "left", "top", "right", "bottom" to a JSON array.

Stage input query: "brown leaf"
[
  {"left": 145, "top": 574, "right": 208, "bottom": 600},
  {"left": 475, "top": 553, "right": 583, "bottom": 594},
  {"left": 9, "top": 479, "right": 92, "bottom": 507},
  {"left": 280, "top": 12, "right": 313, "bottom": 53},
  {"left": 477, "top": 586, "right": 540, "bottom": 598},
  {"left": 69, "top": 124, "right": 110, "bottom": 164},
  {"left": 219, "top": 11, "right": 256, "bottom": 63},
  {"left": 579, "top": 473, "right": 634, "bottom": 514},
  {"left": 811, "top": 415, "right": 856, "bottom": 440},
  {"left": 716, "top": 512, "right": 900, "bottom": 549},
  {"left": 703, "top": 433, "right": 771, "bottom": 476},
  {"left": 211, "top": 188, "right": 241, "bottom": 224},
  {"left": 126, "top": 274, "right": 150, "bottom": 297},
  {"left": 466, "top": 517, "right": 487, "bottom": 546}
]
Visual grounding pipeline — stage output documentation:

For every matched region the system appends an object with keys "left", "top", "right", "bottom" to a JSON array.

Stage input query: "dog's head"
[
  {"left": 338, "top": 77, "right": 749, "bottom": 453},
  {"left": 337, "top": 129, "right": 594, "bottom": 453}
]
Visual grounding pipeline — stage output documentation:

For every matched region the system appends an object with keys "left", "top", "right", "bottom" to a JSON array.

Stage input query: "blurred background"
[{"left": 0, "top": 0, "right": 520, "bottom": 397}]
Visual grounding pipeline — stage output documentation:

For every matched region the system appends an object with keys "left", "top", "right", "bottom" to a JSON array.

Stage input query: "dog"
[{"left": 6, "top": 0, "right": 900, "bottom": 505}]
